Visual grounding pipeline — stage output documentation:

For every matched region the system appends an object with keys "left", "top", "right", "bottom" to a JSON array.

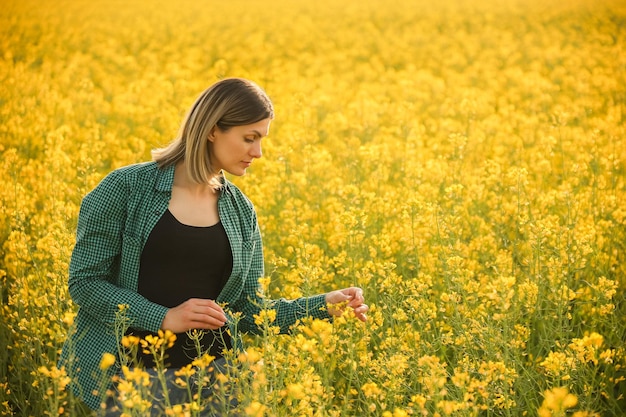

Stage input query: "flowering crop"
[{"left": 1, "top": 0, "right": 625, "bottom": 415}]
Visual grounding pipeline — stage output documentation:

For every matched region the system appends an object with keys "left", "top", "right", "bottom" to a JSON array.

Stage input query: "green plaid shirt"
[{"left": 59, "top": 161, "right": 330, "bottom": 410}]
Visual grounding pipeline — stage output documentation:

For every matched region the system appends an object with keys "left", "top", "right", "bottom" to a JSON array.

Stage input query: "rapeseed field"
[{"left": 1, "top": 0, "right": 625, "bottom": 415}]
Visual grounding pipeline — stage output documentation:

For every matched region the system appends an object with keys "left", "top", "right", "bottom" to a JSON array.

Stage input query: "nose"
[{"left": 250, "top": 141, "right": 262, "bottom": 159}]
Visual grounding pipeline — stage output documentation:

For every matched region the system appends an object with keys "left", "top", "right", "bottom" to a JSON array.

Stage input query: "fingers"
[
  {"left": 353, "top": 304, "right": 369, "bottom": 322},
  {"left": 190, "top": 298, "right": 228, "bottom": 324},
  {"left": 343, "top": 287, "right": 365, "bottom": 308},
  {"left": 161, "top": 298, "right": 228, "bottom": 333},
  {"left": 325, "top": 290, "right": 350, "bottom": 305},
  {"left": 329, "top": 287, "right": 369, "bottom": 322},
  {"left": 186, "top": 299, "right": 227, "bottom": 328},
  {"left": 190, "top": 311, "right": 226, "bottom": 329}
]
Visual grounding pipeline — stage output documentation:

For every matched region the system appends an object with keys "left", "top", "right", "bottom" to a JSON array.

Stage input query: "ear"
[{"left": 208, "top": 126, "right": 217, "bottom": 142}]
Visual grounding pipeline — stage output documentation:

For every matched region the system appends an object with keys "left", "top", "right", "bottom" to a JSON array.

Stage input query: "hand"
[
  {"left": 161, "top": 298, "right": 227, "bottom": 333},
  {"left": 325, "top": 287, "right": 368, "bottom": 322}
]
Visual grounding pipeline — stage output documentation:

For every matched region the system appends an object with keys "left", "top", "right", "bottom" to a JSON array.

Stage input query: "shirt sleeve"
[
  {"left": 68, "top": 169, "right": 168, "bottom": 333},
  {"left": 230, "top": 218, "right": 332, "bottom": 335}
]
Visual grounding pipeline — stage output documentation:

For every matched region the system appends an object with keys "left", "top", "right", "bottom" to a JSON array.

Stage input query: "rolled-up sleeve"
[{"left": 231, "top": 218, "right": 331, "bottom": 335}]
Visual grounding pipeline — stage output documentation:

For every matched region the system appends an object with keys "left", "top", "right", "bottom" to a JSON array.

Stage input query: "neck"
[{"left": 174, "top": 162, "right": 221, "bottom": 196}]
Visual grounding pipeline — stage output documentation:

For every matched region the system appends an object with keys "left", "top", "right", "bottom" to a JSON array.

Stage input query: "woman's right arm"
[{"left": 68, "top": 169, "right": 168, "bottom": 333}]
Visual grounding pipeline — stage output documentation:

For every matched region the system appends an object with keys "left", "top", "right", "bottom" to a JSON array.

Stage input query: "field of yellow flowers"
[{"left": 1, "top": 0, "right": 625, "bottom": 415}]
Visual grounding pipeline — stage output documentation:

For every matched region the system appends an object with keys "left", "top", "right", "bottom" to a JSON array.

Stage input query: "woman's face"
[{"left": 208, "top": 118, "right": 271, "bottom": 176}]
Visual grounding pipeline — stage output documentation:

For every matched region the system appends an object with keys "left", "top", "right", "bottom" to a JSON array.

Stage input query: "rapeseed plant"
[{"left": 1, "top": 0, "right": 625, "bottom": 415}]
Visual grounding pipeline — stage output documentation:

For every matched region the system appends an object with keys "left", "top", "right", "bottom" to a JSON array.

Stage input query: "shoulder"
[
  {"left": 94, "top": 161, "right": 161, "bottom": 191},
  {"left": 108, "top": 161, "right": 160, "bottom": 182},
  {"left": 83, "top": 162, "right": 162, "bottom": 204}
]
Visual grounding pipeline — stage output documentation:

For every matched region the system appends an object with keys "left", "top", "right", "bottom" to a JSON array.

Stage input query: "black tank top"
[{"left": 128, "top": 209, "right": 233, "bottom": 368}]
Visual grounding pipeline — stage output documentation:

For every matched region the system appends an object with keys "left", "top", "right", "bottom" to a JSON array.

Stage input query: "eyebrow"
[{"left": 249, "top": 129, "right": 266, "bottom": 137}]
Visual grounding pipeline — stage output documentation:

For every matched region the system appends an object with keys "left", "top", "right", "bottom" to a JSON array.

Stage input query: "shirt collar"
[
  {"left": 219, "top": 173, "right": 235, "bottom": 197},
  {"left": 155, "top": 163, "right": 175, "bottom": 192}
]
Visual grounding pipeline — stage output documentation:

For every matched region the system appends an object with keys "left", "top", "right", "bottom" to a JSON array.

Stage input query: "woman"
[{"left": 59, "top": 78, "right": 368, "bottom": 414}]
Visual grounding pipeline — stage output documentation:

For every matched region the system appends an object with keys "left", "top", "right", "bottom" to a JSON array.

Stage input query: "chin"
[{"left": 226, "top": 169, "right": 247, "bottom": 177}]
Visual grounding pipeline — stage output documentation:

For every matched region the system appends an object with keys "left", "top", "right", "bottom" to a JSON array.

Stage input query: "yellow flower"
[
  {"left": 538, "top": 387, "right": 578, "bottom": 416},
  {"left": 244, "top": 401, "right": 267, "bottom": 417},
  {"left": 285, "top": 382, "right": 306, "bottom": 400},
  {"left": 392, "top": 408, "right": 409, "bottom": 417},
  {"left": 540, "top": 351, "right": 576, "bottom": 376},
  {"left": 191, "top": 353, "right": 215, "bottom": 368},
  {"left": 158, "top": 329, "right": 177, "bottom": 348},
  {"left": 258, "top": 276, "right": 272, "bottom": 293},
  {"left": 174, "top": 364, "right": 196, "bottom": 378},
  {"left": 238, "top": 347, "right": 263, "bottom": 364},
  {"left": 62, "top": 311, "right": 76, "bottom": 326},
  {"left": 568, "top": 333, "right": 604, "bottom": 365},
  {"left": 121, "top": 366, "right": 151, "bottom": 387},
  {"left": 253, "top": 309, "right": 277, "bottom": 326},
  {"left": 99, "top": 353, "right": 116, "bottom": 370},
  {"left": 121, "top": 335, "right": 140, "bottom": 348},
  {"left": 361, "top": 381, "right": 382, "bottom": 398}
]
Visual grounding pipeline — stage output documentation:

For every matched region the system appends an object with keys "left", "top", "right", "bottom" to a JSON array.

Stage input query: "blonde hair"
[{"left": 152, "top": 78, "right": 274, "bottom": 186}]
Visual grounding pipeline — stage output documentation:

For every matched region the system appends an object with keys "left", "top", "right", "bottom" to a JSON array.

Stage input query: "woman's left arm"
[{"left": 231, "top": 222, "right": 368, "bottom": 334}]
